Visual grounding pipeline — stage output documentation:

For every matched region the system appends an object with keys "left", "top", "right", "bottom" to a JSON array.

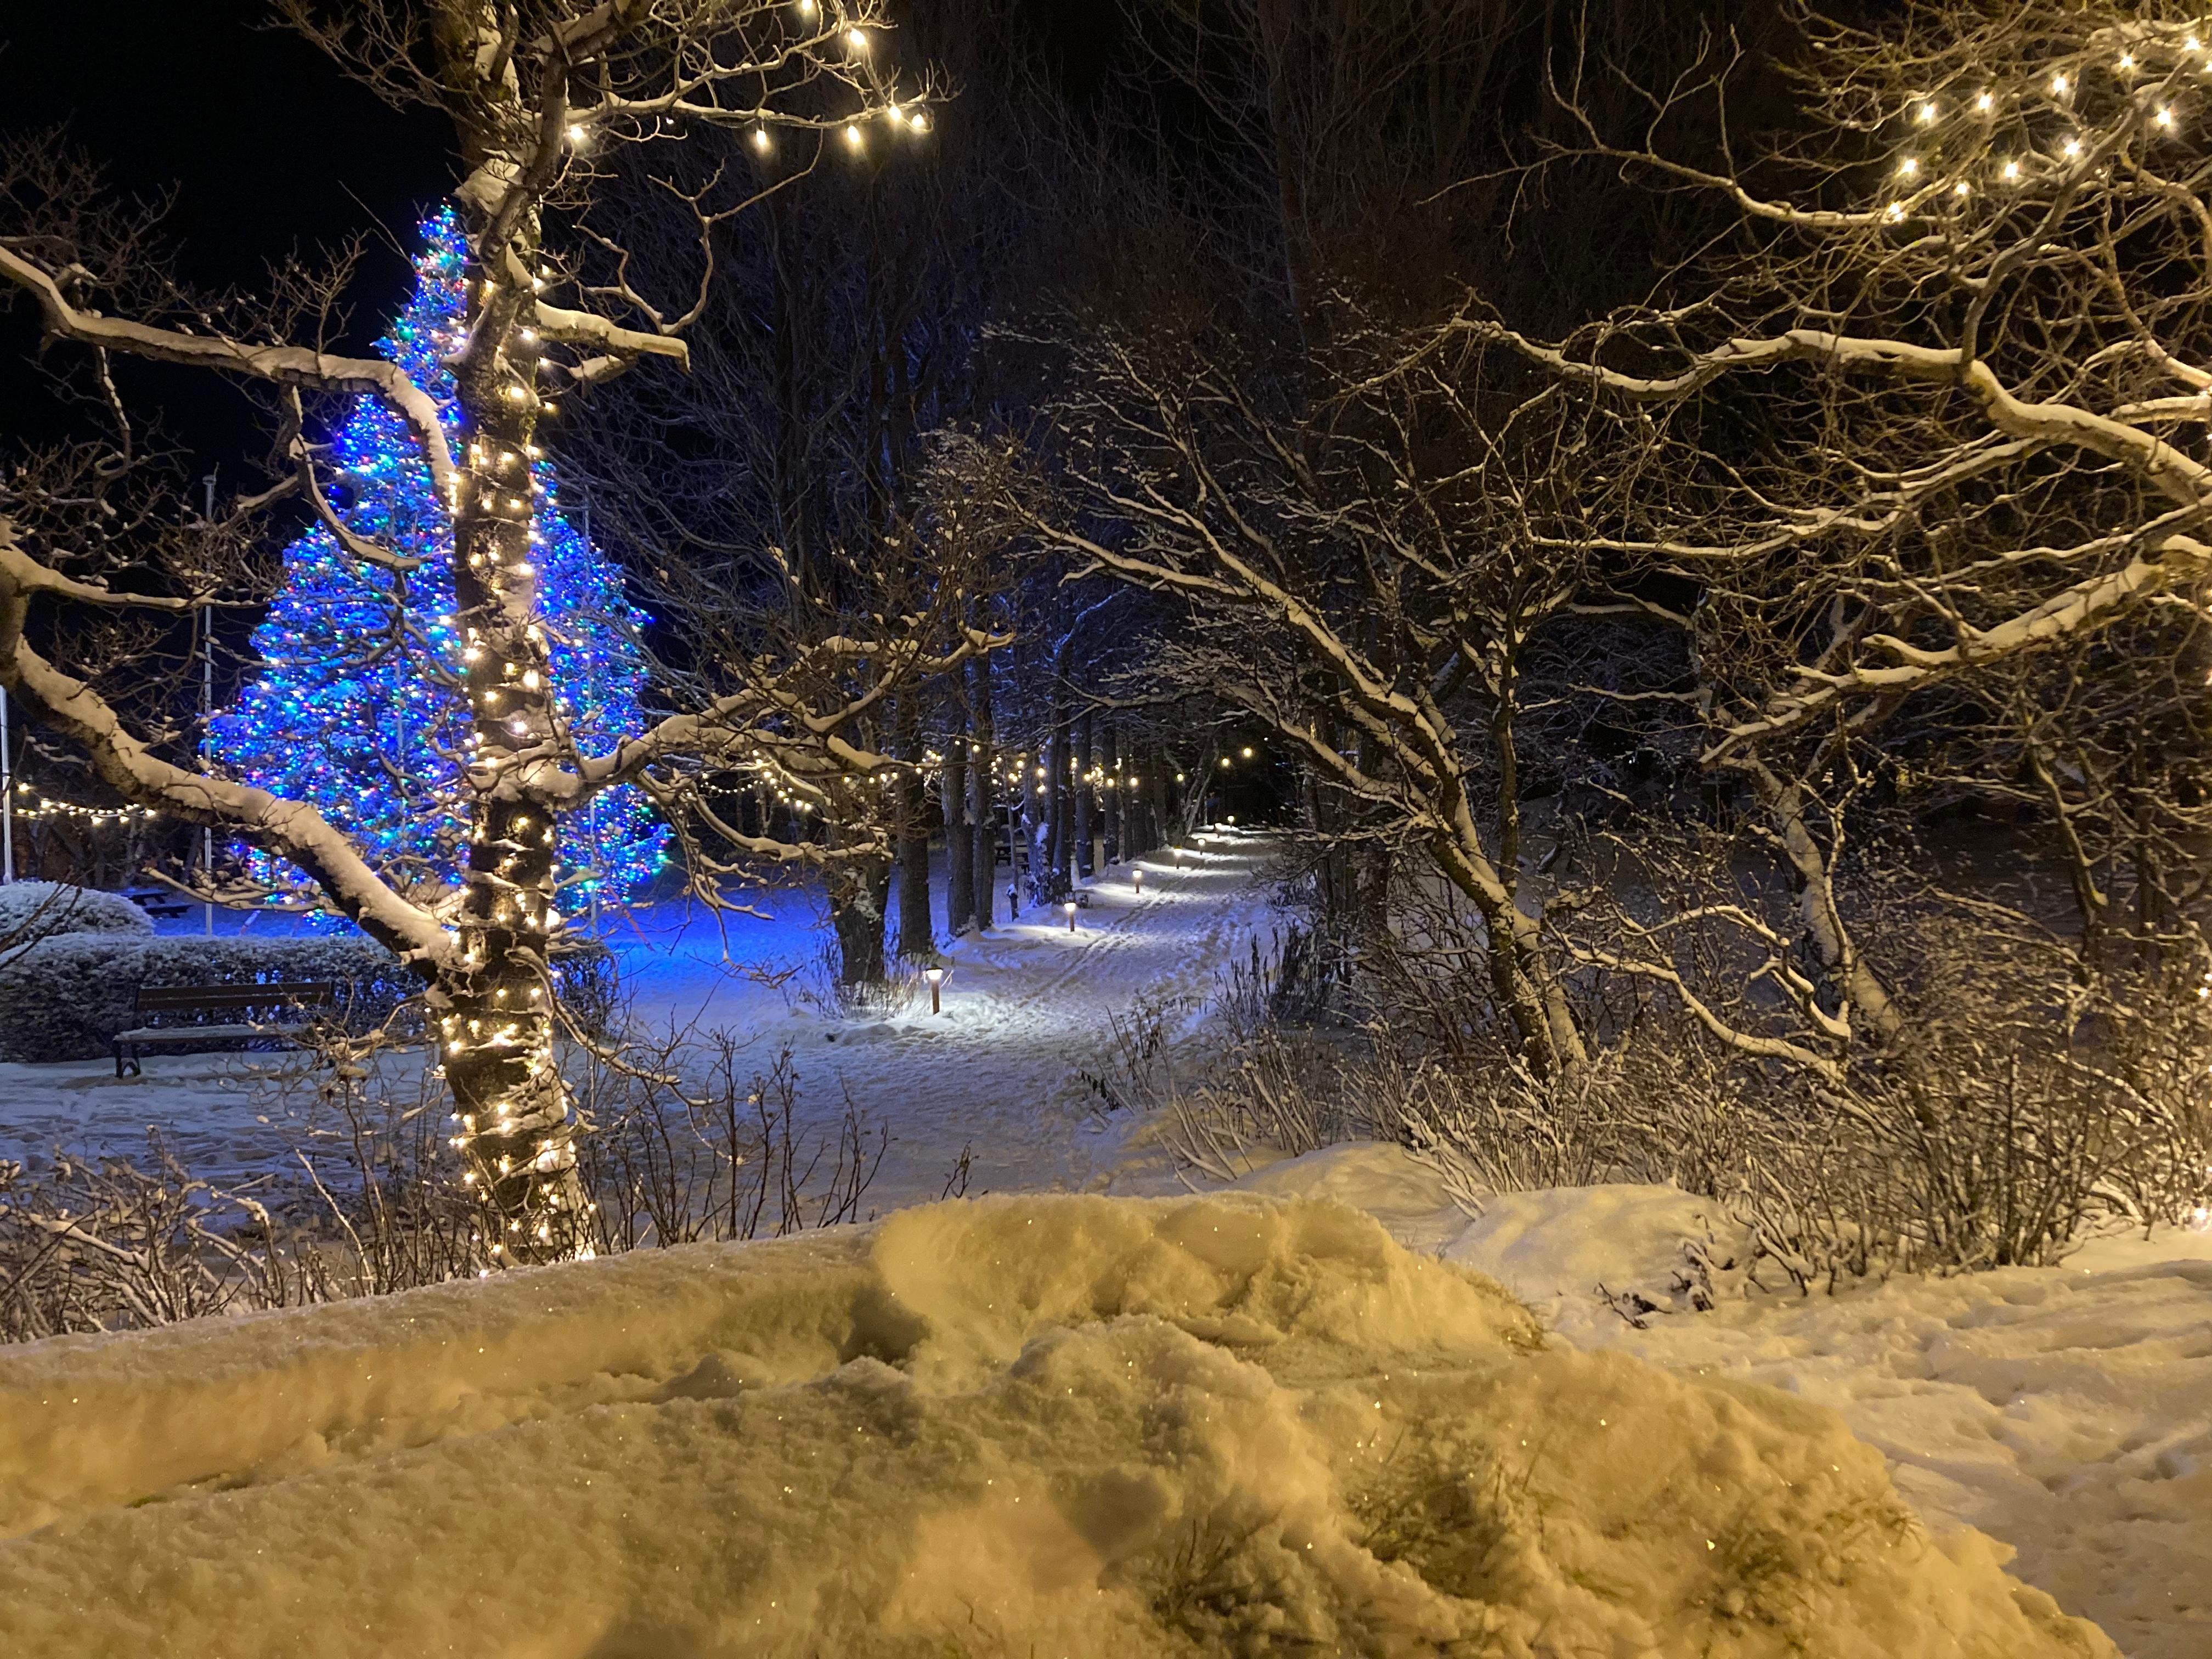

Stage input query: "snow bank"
[
  {"left": 0, "top": 881, "right": 154, "bottom": 943},
  {"left": 0, "top": 1193, "right": 2114, "bottom": 1657},
  {"left": 1444, "top": 1181, "right": 1750, "bottom": 1321},
  {"left": 1244, "top": 1144, "right": 2203, "bottom": 1658}
]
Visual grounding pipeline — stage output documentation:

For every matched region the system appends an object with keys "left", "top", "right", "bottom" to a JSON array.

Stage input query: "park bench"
[{"left": 112, "top": 981, "right": 336, "bottom": 1078}]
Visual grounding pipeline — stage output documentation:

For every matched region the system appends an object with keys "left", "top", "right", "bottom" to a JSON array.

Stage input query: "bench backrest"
[{"left": 134, "top": 981, "right": 337, "bottom": 1013}]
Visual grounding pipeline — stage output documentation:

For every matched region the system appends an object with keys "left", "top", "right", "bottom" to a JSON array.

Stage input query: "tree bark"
[
  {"left": 968, "top": 653, "right": 996, "bottom": 929},
  {"left": 1102, "top": 721, "right": 1121, "bottom": 864},
  {"left": 895, "top": 695, "right": 934, "bottom": 959},
  {"left": 1074, "top": 708, "right": 1095, "bottom": 877},
  {"left": 942, "top": 699, "right": 973, "bottom": 937}
]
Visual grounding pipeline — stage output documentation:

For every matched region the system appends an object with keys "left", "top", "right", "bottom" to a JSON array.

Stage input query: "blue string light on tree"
[{"left": 210, "top": 207, "right": 665, "bottom": 912}]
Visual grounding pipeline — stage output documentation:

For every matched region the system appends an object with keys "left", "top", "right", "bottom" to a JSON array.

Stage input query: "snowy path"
[
  {"left": 0, "top": 834, "right": 1285, "bottom": 1207},
  {"left": 612, "top": 833, "right": 1282, "bottom": 1208}
]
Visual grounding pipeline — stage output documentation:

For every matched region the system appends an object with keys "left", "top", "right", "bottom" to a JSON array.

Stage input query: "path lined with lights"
[
  {"left": 617, "top": 829, "right": 1284, "bottom": 1209},
  {"left": 0, "top": 832, "right": 1281, "bottom": 1205}
]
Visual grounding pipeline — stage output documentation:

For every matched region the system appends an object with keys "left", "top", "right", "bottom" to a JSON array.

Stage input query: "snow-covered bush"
[
  {"left": 0, "top": 881, "right": 154, "bottom": 948},
  {"left": 0, "top": 935, "right": 414, "bottom": 1064},
  {"left": 0, "top": 1135, "right": 321, "bottom": 1341},
  {"left": 1, "top": 1037, "right": 878, "bottom": 1337}
]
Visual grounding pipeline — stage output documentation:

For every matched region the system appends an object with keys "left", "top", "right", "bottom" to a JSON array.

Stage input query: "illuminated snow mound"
[{"left": 0, "top": 1194, "right": 2115, "bottom": 1657}]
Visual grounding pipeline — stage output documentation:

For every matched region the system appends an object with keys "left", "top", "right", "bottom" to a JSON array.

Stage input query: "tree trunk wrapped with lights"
[{"left": 0, "top": 1, "right": 985, "bottom": 1265}]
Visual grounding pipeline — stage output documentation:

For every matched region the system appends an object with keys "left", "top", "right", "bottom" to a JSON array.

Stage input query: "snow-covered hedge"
[
  {"left": 0, "top": 935, "right": 616, "bottom": 1063},
  {"left": 0, "top": 936, "right": 414, "bottom": 1064},
  {"left": 0, "top": 882, "right": 154, "bottom": 945}
]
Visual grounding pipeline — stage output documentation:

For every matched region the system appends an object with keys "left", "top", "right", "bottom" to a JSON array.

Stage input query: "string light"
[{"left": 206, "top": 206, "right": 667, "bottom": 907}]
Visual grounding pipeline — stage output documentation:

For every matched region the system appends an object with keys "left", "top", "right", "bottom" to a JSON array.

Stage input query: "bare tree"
[
  {"left": 0, "top": 2, "right": 977, "bottom": 1260},
  {"left": 1424, "top": 3, "right": 2212, "bottom": 1040}
]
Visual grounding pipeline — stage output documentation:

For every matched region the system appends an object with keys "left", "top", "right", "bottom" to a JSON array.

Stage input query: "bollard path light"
[
  {"left": 1064, "top": 900, "right": 1079, "bottom": 933},
  {"left": 925, "top": 966, "right": 945, "bottom": 1014},
  {"left": 1132, "top": 868, "right": 1143, "bottom": 894}
]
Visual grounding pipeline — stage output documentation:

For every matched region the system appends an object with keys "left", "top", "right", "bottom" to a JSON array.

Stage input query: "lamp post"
[
  {"left": 1132, "top": 867, "right": 1143, "bottom": 895},
  {"left": 1064, "top": 900, "right": 1077, "bottom": 933},
  {"left": 925, "top": 966, "right": 945, "bottom": 1015}
]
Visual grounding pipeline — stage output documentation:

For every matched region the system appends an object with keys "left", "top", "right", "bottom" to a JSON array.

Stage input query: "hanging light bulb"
[
  {"left": 1916, "top": 101, "right": 1937, "bottom": 123},
  {"left": 752, "top": 126, "right": 772, "bottom": 153},
  {"left": 1974, "top": 90, "right": 1994, "bottom": 112}
]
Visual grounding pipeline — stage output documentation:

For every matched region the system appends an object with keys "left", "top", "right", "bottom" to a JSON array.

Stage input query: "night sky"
[
  {"left": 1, "top": 2, "right": 449, "bottom": 471},
  {"left": 0, "top": 1, "right": 1108, "bottom": 473}
]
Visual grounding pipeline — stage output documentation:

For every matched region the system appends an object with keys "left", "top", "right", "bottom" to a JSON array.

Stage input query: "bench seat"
[
  {"left": 114, "top": 1022, "right": 301, "bottom": 1047},
  {"left": 113, "top": 982, "right": 336, "bottom": 1077}
]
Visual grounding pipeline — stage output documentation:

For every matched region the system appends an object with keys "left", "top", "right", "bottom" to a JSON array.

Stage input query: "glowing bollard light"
[
  {"left": 1132, "top": 868, "right": 1143, "bottom": 895},
  {"left": 926, "top": 966, "right": 945, "bottom": 1014},
  {"left": 1064, "top": 900, "right": 1079, "bottom": 933}
]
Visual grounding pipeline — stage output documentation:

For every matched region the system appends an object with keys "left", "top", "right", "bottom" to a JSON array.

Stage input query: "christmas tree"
[{"left": 210, "top": 207, "right": 665, "bottom": 907}]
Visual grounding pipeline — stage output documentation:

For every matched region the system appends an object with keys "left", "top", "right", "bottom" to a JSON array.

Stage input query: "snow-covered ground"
[
  {"left": 1239, "top": 1146, "right": 2211, "bottom": 1659},
  {"left": 1, "top": 834, "right": 2202, "bottom": 1654},
  {"left": 0, "top": 835, "right": 1283, "bottom": 1205},
  {"left": 0, "top": 1189, "right": 2115, "bottom": 1657}
]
